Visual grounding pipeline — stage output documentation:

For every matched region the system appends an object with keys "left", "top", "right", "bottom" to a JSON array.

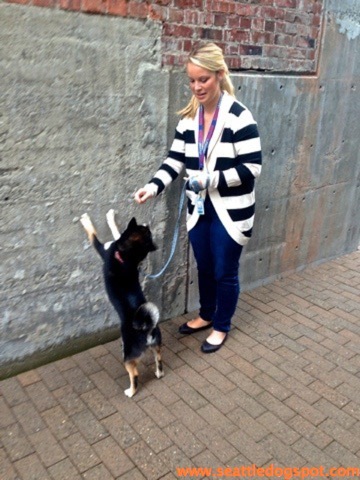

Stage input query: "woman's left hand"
[{"left": 187, "top": 171, "right": 219, "bottom": 194}]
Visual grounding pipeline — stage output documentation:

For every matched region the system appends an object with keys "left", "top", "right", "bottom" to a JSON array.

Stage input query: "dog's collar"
[{"left": 114, "top": 251, "right": 124, "bottom": 264}]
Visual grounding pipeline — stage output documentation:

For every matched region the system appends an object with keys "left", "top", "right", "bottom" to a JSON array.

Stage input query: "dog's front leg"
[
  {"left": 80, "top": 213, "right": 97, "bottom": 243},
  {"left": 106, "top": 209, "right": 121, "bottom": 240},
  {"left": 80, "top": 213, "right": 105, "bottom": 259},
  {"left": 124, "top": 360, "right": 139, "bottom": 398}
]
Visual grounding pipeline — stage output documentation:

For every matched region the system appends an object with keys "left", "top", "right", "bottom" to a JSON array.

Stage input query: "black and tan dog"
[{"left": 80, "top": 209, "right": 164, "bottom": 397}]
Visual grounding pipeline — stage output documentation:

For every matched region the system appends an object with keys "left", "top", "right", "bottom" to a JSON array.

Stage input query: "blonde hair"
[{"left": 178, "top": 42, "right": 235, "bottom": 118}]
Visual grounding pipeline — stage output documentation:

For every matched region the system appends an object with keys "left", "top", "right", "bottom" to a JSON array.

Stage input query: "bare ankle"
[{"left": 188, "top": 317, "right": 211, "bottom": 327}]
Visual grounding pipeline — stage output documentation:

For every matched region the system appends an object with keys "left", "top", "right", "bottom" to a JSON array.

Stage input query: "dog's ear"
[{"left": 127, "top": 217, "right": 137, "bottom": 230}]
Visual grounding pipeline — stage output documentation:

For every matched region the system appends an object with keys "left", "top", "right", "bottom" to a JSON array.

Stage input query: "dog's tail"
[{"left": 132, "top": 302, "right": 159, "bottom": 331}]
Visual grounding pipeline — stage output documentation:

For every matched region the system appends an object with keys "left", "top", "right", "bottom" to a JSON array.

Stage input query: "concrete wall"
[
  {"left": 239, "top": 0, "right": 360, "bottom": 288},
  {"left": 0, "top": 4, "right": 183, "bottom": 377},
  {"left": 0, "top": 0, "right": 359, "bottom": 377}
]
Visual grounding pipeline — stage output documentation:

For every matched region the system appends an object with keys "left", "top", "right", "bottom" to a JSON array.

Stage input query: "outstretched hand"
[
  {"left": 134, "top": 188, "right": 150, "bottom": 204},
  {"left": 134, "top": 184, "right": 157, "bottom": 204}
]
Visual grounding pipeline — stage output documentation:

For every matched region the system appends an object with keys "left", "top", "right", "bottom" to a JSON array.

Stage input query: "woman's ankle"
[{"left": 188, "top": 317, "right": 211, "bottom": 328}]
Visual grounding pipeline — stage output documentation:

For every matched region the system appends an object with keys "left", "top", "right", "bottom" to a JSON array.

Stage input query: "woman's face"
[{"left": 187, "top": 62, "right": 223, "bottom": 110}]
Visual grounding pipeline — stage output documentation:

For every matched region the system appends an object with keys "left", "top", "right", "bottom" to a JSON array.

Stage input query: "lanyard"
[{"left": 198, "top": 93, "right": 223, "bottom": 170}]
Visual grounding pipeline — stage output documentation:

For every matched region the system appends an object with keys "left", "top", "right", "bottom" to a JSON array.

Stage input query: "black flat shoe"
[
  {"left": 201, "top": 334, "right": 227, "bottom": 354},
  {"left": 178, "top": 321, "right": 212, "bottom": 335}
]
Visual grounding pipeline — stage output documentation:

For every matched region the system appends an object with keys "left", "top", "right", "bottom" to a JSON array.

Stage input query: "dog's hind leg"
[
  {"left": 152, "top": 345, "right": 164, "bottom": 379},
  {"left": 106, "top": 209, "right": 121, "bottom": 240},
  {"left": 124, "top": 359, "right": 140, "bottom": 398}
]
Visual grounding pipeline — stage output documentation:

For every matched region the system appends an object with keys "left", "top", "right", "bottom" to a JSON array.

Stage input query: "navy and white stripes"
[{"left": 148, "top": 92, "right": 262, "bottom": 246}]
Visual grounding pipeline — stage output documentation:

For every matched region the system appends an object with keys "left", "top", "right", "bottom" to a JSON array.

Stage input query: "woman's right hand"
[{"left": 134, "top": 184, "right": 157, "bottom": 204}]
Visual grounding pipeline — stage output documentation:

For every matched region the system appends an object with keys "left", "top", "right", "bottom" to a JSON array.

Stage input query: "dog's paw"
[
  {"left": 106, "top": 209, "right": 116, "bottom": 222},
  {"left": 80, "top": 213, "right": 92, "bottom": 229},
  {"left": 155, "top": 369, "right": 164, "bottom": 379},
  {"left": 124, "top": 387, "right": 136, "bottom": 398}
]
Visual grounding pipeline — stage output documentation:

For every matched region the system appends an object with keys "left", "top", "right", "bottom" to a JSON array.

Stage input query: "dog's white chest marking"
[{"left": 104, "top": 241, "right": 114, "bottom": 251}]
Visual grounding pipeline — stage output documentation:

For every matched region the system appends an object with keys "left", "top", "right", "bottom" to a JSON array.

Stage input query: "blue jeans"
[{"left": 188, "top": 196, "right": 243, "bottom": 333}]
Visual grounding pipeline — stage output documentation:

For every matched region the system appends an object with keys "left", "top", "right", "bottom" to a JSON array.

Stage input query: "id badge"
[{"left": 196, "top": 196, "right": 205, "bottom": 215}]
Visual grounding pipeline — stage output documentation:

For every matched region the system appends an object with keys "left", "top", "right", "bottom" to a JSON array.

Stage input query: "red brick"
[
  {"left": 81, "top": 0, "right": 107, "bottom": 14},
  {"left": 148, "top": 4, "right": 164, "bottom": 21},
  {"left": 33, "top": 0, "right": 57, "bottom": 6},
  {"left": 174, "top": 0, "right": 202, "bottom": 8},
  {"left": 127, "top": 0, "right": 148, "bottom": 18},
  {"left": 252, "top": 17, "right": 265, "bottom": 30},
  {"left": 161, "top": 53, "right": 176, "bottom": 67},
  {"left": 227, "top": 15, "right": 240, "bottom": 29},
  {"left": 202, "top": 28, "right": 225, "bottom": 42},
  {"left": 3, "top": 0, "right": 30, "bottom": 4},
  {"left": 226, "top": 29, "right": 250, "bottom": 44},
  {"left": 211, "top": 0, "right": 235, "bottom": 14},
  {"left": 167, "top": 24, "right": 195, "bottom": 38},
  {"left": 235, "top": 3, "right": 257, "bottom": 16},
  {"left": 184, "top": 9, "right": 203, "bottom": 24},
  {"left": 260, "top": 6, "right": 277, "bottom": 19},
  {"left": 107, "top": 0, "right": 126, "bottom": 15},
  {"left": 214, "top": 13, "right": 226, "bottom": 27},
  {"left": 240, "top": 17, "right": 251, "bottom": 29},
  {"left": 275, "top": 0, "right": 296, "bottom": 7},
  {"left": 165, "top": 7, "right": 183, "bottom": 22}
]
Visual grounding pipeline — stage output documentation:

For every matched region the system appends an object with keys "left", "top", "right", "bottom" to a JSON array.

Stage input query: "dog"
[{"left": 80, "top": 209, "right": 164, "bottom": 397}]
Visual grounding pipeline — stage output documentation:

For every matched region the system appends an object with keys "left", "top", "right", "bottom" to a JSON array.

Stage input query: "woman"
[{"left": 135, "top": 42, "right": 262, "bottom": 353}]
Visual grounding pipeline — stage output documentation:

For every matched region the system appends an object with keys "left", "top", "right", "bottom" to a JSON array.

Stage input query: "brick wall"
[{"left": 4, "top": 0, "right": 324, "bottom": 73}]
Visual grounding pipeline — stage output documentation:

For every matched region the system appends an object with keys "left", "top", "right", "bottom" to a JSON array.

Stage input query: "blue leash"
[{"left": 144, "top": 182, "right": 187, "bottom": 279}]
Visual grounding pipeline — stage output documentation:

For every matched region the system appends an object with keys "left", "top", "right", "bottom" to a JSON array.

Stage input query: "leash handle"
[{"left": 144, "top": 182, "right": 187, "bottom": 279}]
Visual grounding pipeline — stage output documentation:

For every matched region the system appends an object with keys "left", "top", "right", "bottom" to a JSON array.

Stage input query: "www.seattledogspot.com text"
[{"left": 176, "top": 464, "right": 360, "bottom": 479}]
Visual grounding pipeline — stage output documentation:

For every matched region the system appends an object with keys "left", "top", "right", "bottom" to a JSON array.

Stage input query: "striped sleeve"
[
  {"left": 149, "top": 123, "right": 186, "bottom": 195},
  {"left": 218, "top": 107, "right": 262, "bottom": 190}
]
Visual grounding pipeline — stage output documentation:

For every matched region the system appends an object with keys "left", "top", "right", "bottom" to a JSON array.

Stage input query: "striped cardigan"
[{"left": 148, "top": 91, "right": 262, "bottom": 246}]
